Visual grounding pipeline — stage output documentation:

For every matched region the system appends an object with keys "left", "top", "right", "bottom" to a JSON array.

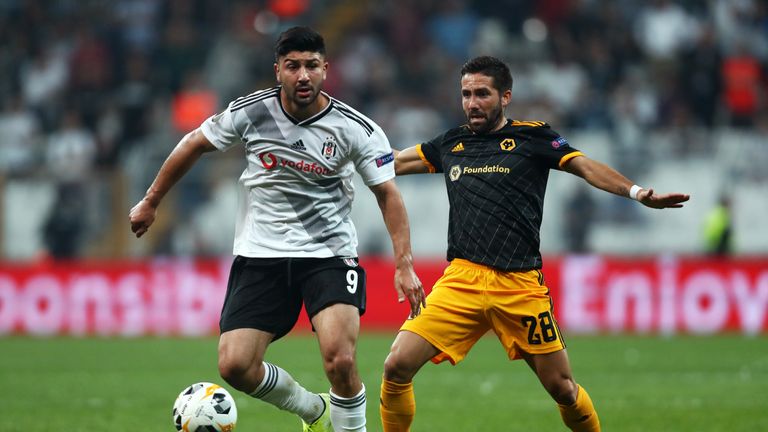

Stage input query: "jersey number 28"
[{"left": 521, "top": 311, "right": 558, "bottom": 345}]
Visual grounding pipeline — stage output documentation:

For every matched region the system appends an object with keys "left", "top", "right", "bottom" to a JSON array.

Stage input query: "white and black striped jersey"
[{"left": 200, "top": 86, "right": 395, "bottom": 258}]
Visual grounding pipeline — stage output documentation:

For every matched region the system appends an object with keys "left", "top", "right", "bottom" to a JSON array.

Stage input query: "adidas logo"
[
  {"left": 451, "top": 142, "right": 464, "bottom": 152},
  {"left": 290, "top": 139, "right": 307, "bottom": 151}
]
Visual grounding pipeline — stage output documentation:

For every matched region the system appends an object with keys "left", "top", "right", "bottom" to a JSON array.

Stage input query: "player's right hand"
[
  {"left": 129, "top": 199, "right": 157, "bottom": 238},
  {"left": 394, "top": 264, "right": 426, "bottom": 318}
]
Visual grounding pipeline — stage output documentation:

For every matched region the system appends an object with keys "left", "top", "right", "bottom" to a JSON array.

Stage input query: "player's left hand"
[
  {"left": 637, "top": 188, "right": 690, "bottom": 209},
  {"left": 394, "top": 264, "right": 426, "bottom": 318}
]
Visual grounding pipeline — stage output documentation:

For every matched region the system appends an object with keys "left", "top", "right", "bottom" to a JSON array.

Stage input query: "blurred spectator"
[
  {"left": 42, "top": 182, "right": 85, "bottom": 259},
  {"left": 679, "top": 24, "right": 722, "bottom": 127},
  {"left": 204, "top": 3, "right": 270, "bottom": 104},
  {"left": 333, "top": 30, "right": 395, "bottom": 108},
  {"left": 68, "top": 26, "right": 114, "bottom": 128},
  {"left": 721, "top": 46, "right": 763, "bottom": 127},
  {"left": 634, "top": 0, "right": 699, "bottom": 61},
  {"left": 0, "top": 94, "right": 42, "bottom": 176},
  {"left": 45, "top": 109, "right": 97, "bottom": 182},
  {"left": 381, "top": 0, "right": 429, "bottom": 59},
  {"left": 19, "top": 45, "right": 69, "bottom": 129},
  {"left": 530, "top": 37, "right": 588, "bottom": 122},
  {"left": 609, "top": 70, "right": 658, "bottom": 174},
  {"left": 564, "top": 184, "right": 596, "bottom": 253},
  {"left": 427, "top": 0, "right": 479, "bottom": 61},
  {"left": 115, "top": 0, "right": 162, "bottom": 53},
  {"left": 95, "top": 101, "right": 124, "bottom": 168},
  {"left": 703, "top": 195, "right": 733, "bottom": 256},
  {"left": 659, "top": 100, "right": 711, "bottom": 157},
  {"left": 269, "top": 0, "right": 310, "bottom": 19},
  {"left": 116, "top": 51, "right": 154, "bottom": 146},
  {"left": 171, "top": 70, "right": 217, "bottom": 133},
  {"left": 471, "top": 18, "right": 511, "bottom": 59},
  {"left": 374, "top": 95, "right": 444, "bottom": 150},
  {"left": 157, "top": 1, "right": 205, "bottom": 93},
  {"left": 713, "top": 0, "right": 762, "bottom": 56}
]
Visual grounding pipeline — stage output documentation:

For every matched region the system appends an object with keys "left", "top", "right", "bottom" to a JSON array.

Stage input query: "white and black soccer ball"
[{"left": 171, "top": 382, "right": 237, "bottom": 432}]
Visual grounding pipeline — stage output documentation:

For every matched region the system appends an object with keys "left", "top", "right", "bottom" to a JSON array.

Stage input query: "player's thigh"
[
  {"left": 311, "top": 303, "right": 360, "bottom": 359},
  {"left": 219, "top": 256, "right": 302, "bottom": 339},
  {"left": 488, "top": 270, "right": 566, "bottom": 359}
]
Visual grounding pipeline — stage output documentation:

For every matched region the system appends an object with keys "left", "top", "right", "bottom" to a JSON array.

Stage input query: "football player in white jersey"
[{"left": 130, "top": 27, "right": 425, "bottom": 432}]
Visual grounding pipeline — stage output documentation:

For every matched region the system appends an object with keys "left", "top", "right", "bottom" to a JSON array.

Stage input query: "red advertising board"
[{"left": 0, "top": 256, "right": 766, "bottom": 336}]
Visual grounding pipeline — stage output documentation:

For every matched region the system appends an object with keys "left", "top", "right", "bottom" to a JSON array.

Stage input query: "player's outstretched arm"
[
  {"left": 563, "top": 155, "right": 690, "bottom": 209},
  {"left": 394, "top": 147, "right": 431, "bottom": 175},
  {"left": 370, "top": 179, "right": 426, "bottom": 317},
  {"left": 129, "top": 129, "right": 217, "bottom": 238}
]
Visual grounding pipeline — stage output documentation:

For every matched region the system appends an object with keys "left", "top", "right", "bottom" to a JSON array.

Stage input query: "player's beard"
[
  {"left": 289, "top": 83, "right": 320, "bottom": 107},
  {"left": 467, "top": 103, "right": 504, "bottom": 134}
]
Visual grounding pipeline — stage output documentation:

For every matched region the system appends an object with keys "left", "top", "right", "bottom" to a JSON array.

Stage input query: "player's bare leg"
[
  {"left": 380, "top": 330, "right": 440, "bottom": 432},
  {"left": 522, "top": 349, "right": 600, "bottom": 431},
  {"left": 312, "top": 303, "right": 367, "bottom": 431},
  {"left": 218, "top": 328, "right": 271, "bottom": 392},
  {"left": 218, "top": 328, "right": 325, "bottom": 425}
]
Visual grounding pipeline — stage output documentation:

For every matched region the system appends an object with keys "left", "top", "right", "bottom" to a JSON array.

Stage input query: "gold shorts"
[{"left": 401, "top": 259, "right": 565, "bottom": 365}]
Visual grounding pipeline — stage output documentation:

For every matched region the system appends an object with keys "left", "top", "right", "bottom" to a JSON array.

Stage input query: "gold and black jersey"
[{"left": 417, "top": 120, "right": 583, "bottom": 271}]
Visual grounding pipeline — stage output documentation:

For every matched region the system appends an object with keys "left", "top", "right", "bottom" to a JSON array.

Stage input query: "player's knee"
[
  {"left": 383, "top": 352, "right": 414, "bottom": 382},
  {"left": 218, "top": 354, "right": 257, "bottom": 390},
  {"left": 545, "top": 378, "right": 578, "bottom": 405},
  {"left": 323, "top": 352, "right": 356, "bottom": 379}
]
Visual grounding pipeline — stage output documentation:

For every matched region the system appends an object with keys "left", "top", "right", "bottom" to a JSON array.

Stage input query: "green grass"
[{"left": 1, "top": 334, "right": 766, "bottom": 431}]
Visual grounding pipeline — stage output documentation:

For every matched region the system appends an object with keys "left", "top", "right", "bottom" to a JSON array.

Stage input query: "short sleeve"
[
  {"left": 417, "top": 132, "right": 446, "bottom": 173},
  {"left": 527, "top": 127, "right": 583, "bottom": 170},
  {"left": 352, "top": 124, "right": 396, "bottom": 186},
  {"left": 200, "top": 105, "right": 242, "bottom": 151}
]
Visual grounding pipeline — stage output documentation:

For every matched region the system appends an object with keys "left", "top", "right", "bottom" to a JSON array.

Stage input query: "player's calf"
[{"left": 250, "top": 362, "right": 327, "bottom": 425}]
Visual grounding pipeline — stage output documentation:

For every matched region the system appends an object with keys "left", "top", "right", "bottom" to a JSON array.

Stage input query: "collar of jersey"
[{"left": 278, "top": 87, "right": 334, "bottom": 126}]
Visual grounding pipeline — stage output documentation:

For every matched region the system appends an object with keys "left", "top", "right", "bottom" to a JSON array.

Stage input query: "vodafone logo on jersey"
[
  {"left": 258, "top": 152, "right": 278, "bottom": 169},
  {"left": 258, "top": 152, "right": 335, "bottom": 176}
]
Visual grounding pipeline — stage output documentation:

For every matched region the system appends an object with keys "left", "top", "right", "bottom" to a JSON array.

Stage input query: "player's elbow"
[
  {"left": 394, "top": 154, "right": 406, "bottom": 175},
  {"left": 394, "top": 160, "right": 424, "bottom": 176},
  {"left": 394, "top": 162, "right": 406, "bottom": 176}
]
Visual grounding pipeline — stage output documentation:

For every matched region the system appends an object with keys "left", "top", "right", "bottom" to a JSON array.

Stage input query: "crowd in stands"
[{"left": 1, "top": 0, "right": 766, "bottom": 258}]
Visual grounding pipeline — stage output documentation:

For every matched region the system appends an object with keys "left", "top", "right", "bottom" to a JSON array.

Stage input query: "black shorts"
[{"left": 219, "top": 256, "right": 366, "bottom": 339}]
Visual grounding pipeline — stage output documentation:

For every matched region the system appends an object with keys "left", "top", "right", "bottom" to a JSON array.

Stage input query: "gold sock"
[
  {"left": 380, "top": 378, "right": 415, "bottom": 432},
  {"left": 558, "top": 384, "right": 600, "bottom": 432}
]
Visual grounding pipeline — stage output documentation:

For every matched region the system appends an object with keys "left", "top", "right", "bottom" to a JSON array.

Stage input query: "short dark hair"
[
  {"left": 460, "top": 56, "right": 513, "bottom": 92},
  {"left": 274, "top": 26, "right": 326, "bottom": 60}
]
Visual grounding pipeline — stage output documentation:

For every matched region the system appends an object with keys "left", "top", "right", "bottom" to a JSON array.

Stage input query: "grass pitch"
[{"left": 1, "top": 334, "right": 766, "bottom": 431}]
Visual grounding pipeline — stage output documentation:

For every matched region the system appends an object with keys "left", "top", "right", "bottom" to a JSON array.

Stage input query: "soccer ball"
[{"left": 172, "top": 382, "right": 238, "bottom": 432}]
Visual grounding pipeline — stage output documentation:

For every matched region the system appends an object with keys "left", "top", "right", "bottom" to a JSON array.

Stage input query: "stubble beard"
[
  {"left": 468, "top": 105, "right": 504, "bottom": 134},
  {"left": 291, "top": 85, "right": 319, "bottom": 108},
  {"left": 293, "top": 90, "right": 320, "bottom": 108}
]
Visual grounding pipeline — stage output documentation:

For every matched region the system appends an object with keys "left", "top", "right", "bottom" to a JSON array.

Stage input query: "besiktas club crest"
[{"left": 322, "top": 136, "right": 337, "bottom": 160}]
